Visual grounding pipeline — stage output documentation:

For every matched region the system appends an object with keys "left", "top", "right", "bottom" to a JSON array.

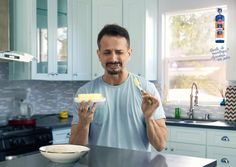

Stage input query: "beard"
[{"left": 106, "top": 61, "right": 122, "bottom": 75}]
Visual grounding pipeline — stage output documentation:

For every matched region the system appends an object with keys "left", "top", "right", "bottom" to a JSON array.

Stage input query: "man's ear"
[
  {"left": 97, "top": 49, "right": 101, "bottom": 62},
  {"left": 128, "top": 48, "right": 132, "bottom": 60}
]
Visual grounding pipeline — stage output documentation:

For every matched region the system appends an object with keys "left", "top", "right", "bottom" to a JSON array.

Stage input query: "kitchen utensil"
[
  {"left": 134, "top": 78, "right": 153, "bottom": 105},
  {"left": 39, "top": 144, "right": 90, "bottom": 163},
  {"left": 20, "top": 101, "right": 33, "bottom": 118},
  {"left": 134, "top": 78, "right": 145, "bottom": 94}
]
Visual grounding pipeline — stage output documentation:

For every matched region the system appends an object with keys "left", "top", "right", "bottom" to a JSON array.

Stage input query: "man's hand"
[
  {"left": 78, "top": 100, "right": 97, "bottom": 127},
  {"left": 70, "top": 100, "right": 97, "bottom": 145},
  {"left": 141, "top": 92, "right": 159, "bottom": 122}
]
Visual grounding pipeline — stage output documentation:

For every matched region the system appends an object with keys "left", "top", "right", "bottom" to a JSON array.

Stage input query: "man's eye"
[
  {"left": 116, "top": 51, "right": 123, "bottom": 55},
  {"left": 103, "top": 52, "right": 111, "bottom": 55}
]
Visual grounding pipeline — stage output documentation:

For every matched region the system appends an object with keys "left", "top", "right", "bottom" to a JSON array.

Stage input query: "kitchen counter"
[
  {"left": 166, "top": 118, "right": 236, "bottom": 130},
  {"left": 0, "top": 145, "right": 216, "bottom": 167},
  {"left": 33, "top": 114, "right": 236, "bottom": 131},
  {"left": 33, "top": 114, "right": 72, "bottom": 129}
]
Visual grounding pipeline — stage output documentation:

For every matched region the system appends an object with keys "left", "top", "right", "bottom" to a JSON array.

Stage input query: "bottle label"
[{"left": 215, "top": 9, "right": 225, "bottom": 43}]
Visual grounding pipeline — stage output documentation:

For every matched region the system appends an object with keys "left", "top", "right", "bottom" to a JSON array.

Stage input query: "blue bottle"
[{"left": 215, "top": 8, "right": 224, "bottom": 43}]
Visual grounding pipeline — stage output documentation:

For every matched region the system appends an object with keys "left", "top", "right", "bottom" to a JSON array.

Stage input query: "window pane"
[
  {"left": 57, "top": 0, "right": 68, "bottom": 74},
  {"left": 36, "top": 0, "right": 48, "bottom": 73},
  {"left": 165, "top": 8, "right": 227, "bottom": 105}
]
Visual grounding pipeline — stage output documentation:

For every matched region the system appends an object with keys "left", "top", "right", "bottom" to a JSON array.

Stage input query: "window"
[{"left": 163, "top": 7, "right": 227, "bottom": 105}]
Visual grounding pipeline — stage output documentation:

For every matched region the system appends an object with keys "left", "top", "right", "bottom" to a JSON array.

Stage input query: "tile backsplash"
[
  {"left": 0, "top": 62, "right": 226, "bottom": 121},
  {"left": 0, "top": 62, "right": 87, "bottom": 116}
]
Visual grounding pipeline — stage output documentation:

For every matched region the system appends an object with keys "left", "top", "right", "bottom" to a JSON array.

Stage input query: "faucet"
[{"left": 188, "top": 82, "right": 198, "bottom": 119}]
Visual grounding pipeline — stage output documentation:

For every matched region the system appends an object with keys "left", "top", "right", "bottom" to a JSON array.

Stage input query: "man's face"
[{"left": 97, "top": 35, "right": 132, "bottom": 75}]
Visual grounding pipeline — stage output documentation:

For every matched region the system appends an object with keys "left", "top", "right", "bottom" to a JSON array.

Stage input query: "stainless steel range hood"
[
  {"left": 0, "top": 1, "right": 34, "bottom": 63},
  {"left": 0, "top": 51, "right": 33, "bottom": 62}
]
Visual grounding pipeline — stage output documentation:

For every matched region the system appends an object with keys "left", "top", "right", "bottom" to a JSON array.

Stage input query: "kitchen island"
[{"left": 0, "top": 145, "right": 216, "bottom": 167}]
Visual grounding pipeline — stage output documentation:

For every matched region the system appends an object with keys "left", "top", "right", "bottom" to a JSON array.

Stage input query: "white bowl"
[{"left": 39, "top": 144, "right": 90, "bottom": 163}]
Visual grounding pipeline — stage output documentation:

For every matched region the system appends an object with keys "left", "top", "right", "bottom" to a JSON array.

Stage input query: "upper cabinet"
[
  {"left": 123, "top": 0, "right": 158, "bottom": 80},
  {"left": 10, "top": 0, "right": 158, "bottom": 81},
  {"left": 91, "top": 0, "right": 123, "bottom": 79},
  {"left": 32, "top": 0, "right": 73, "bottom": 80}
]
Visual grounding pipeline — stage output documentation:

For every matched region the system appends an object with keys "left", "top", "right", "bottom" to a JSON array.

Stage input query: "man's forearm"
[
  {"left": 146, "top": 119, "right": 167, "bottom": 151},
  {"left": 69, "top": 123, "right": 90, "bottom": 145}
]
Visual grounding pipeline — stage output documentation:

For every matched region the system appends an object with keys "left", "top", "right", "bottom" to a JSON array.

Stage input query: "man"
[{"left": 69, "top": 24, "right": 167, "bottom": 152}]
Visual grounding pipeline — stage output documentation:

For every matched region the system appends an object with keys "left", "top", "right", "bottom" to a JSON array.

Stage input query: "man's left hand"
[{"left": 141, "top": 92, "right": 159, "bottom": 121}]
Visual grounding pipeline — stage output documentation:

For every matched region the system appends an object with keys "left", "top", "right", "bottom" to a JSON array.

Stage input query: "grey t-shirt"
[{"left": 72, "top": 73, "right": 165, "bottom": 151}]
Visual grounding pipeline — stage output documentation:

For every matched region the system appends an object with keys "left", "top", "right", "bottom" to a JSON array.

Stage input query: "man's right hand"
[{"left": 78, "top": 100, "right": 97, "bottom": 127}]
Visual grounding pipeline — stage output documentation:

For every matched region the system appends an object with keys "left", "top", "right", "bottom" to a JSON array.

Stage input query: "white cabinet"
[
  {"left": 163, "top": 126, "right": 206, "bottom": 158},
  {"left": 207, "top": 129, "right": 236, "bottom": 167},
  {"left": 31, "top": 0, "right": 73, "bottom": 80},
  {"left": 91, "top": 0, "right": 123, "bottom": 79},
  {"left": 72, "top": 0, "right": 92, "bottom": 80},
  {"left": 91, "top": 0, "right": 158, "bottom": 80},
  {"left": 10, "top": 0, "right": 91, "bottom": 81},
  {"left": 52, "top": 127, "right": 71, "bottom": 144},
  {"left": 10, "top": 0, "right": 158, "bottom": 80},
  {"left": 123, "top": 0, "right": 158, "bottom": 79},
  {"left": 10, "top": 0, "right": 74, "bottom": 80},
  {"left": 165, "top": 125, "right": 236, "bottom": 166}
]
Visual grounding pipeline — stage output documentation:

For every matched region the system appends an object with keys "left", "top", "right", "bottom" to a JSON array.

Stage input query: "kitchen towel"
[{"left": 224, "top": 86, "right": 236, "bottom": 121}]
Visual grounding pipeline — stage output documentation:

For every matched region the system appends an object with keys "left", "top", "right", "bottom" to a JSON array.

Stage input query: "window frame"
[{"left": 157, "top": 0, "right": 229, "bottom": 106}]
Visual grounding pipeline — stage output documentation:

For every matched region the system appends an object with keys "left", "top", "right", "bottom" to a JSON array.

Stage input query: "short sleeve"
[{"left": 147, "top": 82, "right": 166, "bottom": 120}]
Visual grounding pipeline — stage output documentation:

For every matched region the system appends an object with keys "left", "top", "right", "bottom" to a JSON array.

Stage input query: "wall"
[{"left": 0, "top": 62, "right": 87, "bottom": 117}]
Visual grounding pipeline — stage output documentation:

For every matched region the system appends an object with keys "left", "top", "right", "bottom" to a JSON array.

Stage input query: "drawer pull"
[
  {"left": 66, "top": 132, "right": 71, "bottom": 138},
  {"left": 221, "top": 158, "right": 229, "bottom": 164},
  {"left": 221, "top": 136, "right": 230, "bottom": 142},
  {"left": 164, "top": 147, "right": 168, "bottom": 151},
  {"left": 170, "top": 148, "right": 174, "bottom": 151}
]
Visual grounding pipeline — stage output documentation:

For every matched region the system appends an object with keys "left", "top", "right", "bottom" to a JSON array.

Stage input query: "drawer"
[
  {"left": 170, "top": 142, "right": 206, "bottom": 158},
  {"left": 207, "top": 146, "right": 236, "bottom": 167},
  {"left": 170, "top": 127, "right": 206, "bottom": 144},
  {"left": 207, "top": 129, "right": 236, "bottom": 148}
]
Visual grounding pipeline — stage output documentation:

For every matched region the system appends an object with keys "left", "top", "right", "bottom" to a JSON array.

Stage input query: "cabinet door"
[
  {"left": 123, "top": 0, "right": 145, "bottom": 77},
  {"left": 207, "top": 146, "right": 236, "bottom": 167},
  {"left": 166, "top": 126, "right": 206, "bottom": 158},
  {"left": 91, "top": 0, "right": 123, "bottom": 79},
  {"left": 32, "top": 0, "right": 73, "bottom": 80},
  {"left": 52, "top": 127, "right": 71, "bottom": 144},
  {"left": 72, "top": 0, "right": 92, "bottom": 80},
  {"left": 123, "top": 0, "right": 158, "bottom": 79}
]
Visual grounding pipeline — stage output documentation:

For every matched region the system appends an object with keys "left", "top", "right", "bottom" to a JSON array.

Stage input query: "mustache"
[{"left": 106, "top": 61, "right": 122, "bottom": 66}]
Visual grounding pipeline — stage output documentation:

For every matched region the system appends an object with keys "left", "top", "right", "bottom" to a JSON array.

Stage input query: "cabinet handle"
[
  {"left": 66, "top": 132, "right": 71, "bottom": 138},
  {"left": 164, "top": 147, "right": 168, "bottom": 151},
  {"left": 221, "top": 136, "right": 230, "bottom": 142},
  {"left": 221, "top": 158, "right": 229, "bottom": 164},
  {"left": 170, "top": 148, "right": 174, "bottom": 151}
]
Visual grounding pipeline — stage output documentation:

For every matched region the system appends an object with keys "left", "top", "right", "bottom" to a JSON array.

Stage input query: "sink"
[{"left": 166, "top": 118, "right": 217, "bottom": 125}]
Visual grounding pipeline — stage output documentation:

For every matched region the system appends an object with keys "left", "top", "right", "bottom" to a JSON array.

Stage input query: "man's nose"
[{"left": 110, "top": 52, "right": 118, "bottom": 61}]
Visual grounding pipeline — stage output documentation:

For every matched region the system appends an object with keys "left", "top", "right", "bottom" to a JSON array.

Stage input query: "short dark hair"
[{"left": 97, "top": 24, "right": 130, "bottom": 49}]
